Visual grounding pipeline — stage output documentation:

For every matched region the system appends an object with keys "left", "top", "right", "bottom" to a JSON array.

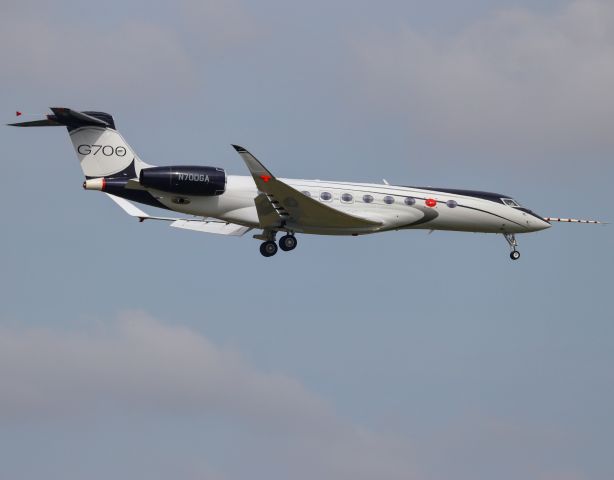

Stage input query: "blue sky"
[{"left": 1, "top": 1, "right": 613, "bottom": 479}]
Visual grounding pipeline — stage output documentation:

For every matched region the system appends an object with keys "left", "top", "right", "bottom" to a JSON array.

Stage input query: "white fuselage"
[{"left": 147, "top": 175, "right": 551, "bottom": 236}]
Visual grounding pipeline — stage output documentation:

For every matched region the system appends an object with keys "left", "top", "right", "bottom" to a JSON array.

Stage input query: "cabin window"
[
  {"left": 320, "top": 191, "right": 332, "bottom": 201},
  {"left": 363, "top": 194, "right": 374, "bottom": 203},
  {"left": 404, "top": 197, "right": 416, "bottom": 206},
  {"left": 341, "top": 193, "right": 353, "bottom": 203},
  {"left": 383, "top": 196, "right": 395, "bottom": 204},
  {"left": 446, "top": 200, "right": 458, "bottom": 208},
  {"left": 301, "top": 190, "right": 311, "bottom": 197}
]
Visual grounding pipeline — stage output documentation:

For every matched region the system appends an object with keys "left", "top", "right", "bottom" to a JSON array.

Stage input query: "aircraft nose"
[
  {"left": 528, "top": 214, "right": 551, "bottom": 231},
  {"left": 535, "top": 218, "right": 552, "bottom": 231},
  {"left": 520, "top": 208, "right": 551, "bottom": 231}
]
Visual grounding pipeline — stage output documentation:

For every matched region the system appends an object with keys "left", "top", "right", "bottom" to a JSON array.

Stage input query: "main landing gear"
[
  {"left": 279, "top": 234, "right": 297, "bottom": 252},
  {"left": 258, "top": 232, "right": 298, "bottom": 257},
  {"left": 504, "top": 233, "right": 520, "bottom": 261},
  {"left": 259, "top": 241, "right": 278, "bottom": 257}
]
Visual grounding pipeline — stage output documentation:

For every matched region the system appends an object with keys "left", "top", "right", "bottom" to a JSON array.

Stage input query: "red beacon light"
[{"left": 425, "top": 198, "right": 437, "bottom": 207}]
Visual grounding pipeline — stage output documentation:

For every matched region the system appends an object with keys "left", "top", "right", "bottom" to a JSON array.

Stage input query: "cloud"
[
  {"left": 0, "top": 0, "right": 264, "bottom": 105},
  {"left": 0, "top": 6, "right": 198, "bottom": 104},
  {"left": 0, "top": 311, "right": 326, "bottom": 422},
  {"left": 0, "top": 19, "right": 196, "bottom": 102},
  {"left": 0, "top": 311, "right": 418, "bottom": 480},
  {"left": 351, "top": 0, "right": 614, "bottom": 158}
]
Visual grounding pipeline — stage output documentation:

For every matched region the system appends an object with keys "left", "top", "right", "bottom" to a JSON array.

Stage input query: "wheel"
[
  {"left": 510, "top": 250, "right": 520, "bottom": 260},
  {"left": 279, "top": 234, "right": 297, "bottom": 252},
  {"left": 260, "top": 241, "right": 278, "bottom": 257}
]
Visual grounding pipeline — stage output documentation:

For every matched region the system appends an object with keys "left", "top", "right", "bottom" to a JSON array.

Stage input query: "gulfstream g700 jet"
[{"left": 10, "top": 108, "right": 604, "bottom": 260}]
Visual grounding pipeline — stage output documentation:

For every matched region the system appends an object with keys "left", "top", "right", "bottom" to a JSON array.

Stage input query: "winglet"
[{"left": 231, "top": 145, "right": 276, "bottom": 188}]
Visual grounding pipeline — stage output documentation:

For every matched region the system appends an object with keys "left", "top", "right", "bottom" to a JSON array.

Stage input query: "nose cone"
[
  {"left": 518, "top": 208, "right": 551, "bottom": 231},
  {"left": 526, "top": 212, "right": 551, "bottom": 231},
  {"left": 533, "top": 217, "right": 552, "bottom": 231}
]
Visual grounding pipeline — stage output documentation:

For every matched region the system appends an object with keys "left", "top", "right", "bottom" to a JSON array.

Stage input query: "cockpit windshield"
[{"left": 501, "top": 198, "right": 521, "bottom": 207}]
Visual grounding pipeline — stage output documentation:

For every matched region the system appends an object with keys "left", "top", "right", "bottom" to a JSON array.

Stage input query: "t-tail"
[{"left": 9, "top": 107, "right": 152, "bottom": 179}]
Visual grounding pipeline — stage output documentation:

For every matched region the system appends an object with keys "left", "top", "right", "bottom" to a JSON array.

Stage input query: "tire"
[
  {"left": 279, "top": 235, "right": 297, "bottom": 252},
  {"left": 260, "top": 241, "right": 278, "bottom": 257},
  {"left": 510, "top": 250, "right": 520, "bottom": 260}
]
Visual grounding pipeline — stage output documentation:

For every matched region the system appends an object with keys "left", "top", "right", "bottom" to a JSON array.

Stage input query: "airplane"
[{"left": 9, "top": 107, "right": 605, "bottom": 260}]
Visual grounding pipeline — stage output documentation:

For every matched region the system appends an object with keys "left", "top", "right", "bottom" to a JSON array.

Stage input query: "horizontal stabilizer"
[
  {"left": 8, "top": 107, "right": 114, "bottom": 129},
  {"left": 50, "top": 107, "right": 110, "bottom": 127},
  {"left": 8, "top": 118, "right": 61, "bottom": 127}
]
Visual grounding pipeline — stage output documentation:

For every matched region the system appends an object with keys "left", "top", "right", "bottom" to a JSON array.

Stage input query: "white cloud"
[
  {"left": 0, "top": 311, "right": 418, "bottom": 480},
  {"left": 351, "top": 0, "right": 614, "bottom": 157}
]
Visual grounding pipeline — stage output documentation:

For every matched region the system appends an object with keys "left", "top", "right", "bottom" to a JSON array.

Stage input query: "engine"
[{"left": 139, "top": 166, "right": 226, "bottom": 196}]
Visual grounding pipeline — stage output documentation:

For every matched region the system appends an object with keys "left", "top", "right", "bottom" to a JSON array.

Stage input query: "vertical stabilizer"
[{"left": 9, "top": 107, "right": 152, "bottom": 178}]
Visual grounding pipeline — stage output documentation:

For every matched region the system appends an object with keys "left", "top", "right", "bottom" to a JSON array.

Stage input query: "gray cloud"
[
  {"left": 0, "top": 11, "right": 196, "bottom": 103},
  {"left": 0, "top": 0, "right": 265, "bottom": 106},
  {"left": 0, "top": 311, "right": 418, "bottom": 480},
  {"left": 351, "top": 0, "right": 614, "bottom": 157},
  {"left": 0, "top": 311, "right": 327, "bottom": 422}
]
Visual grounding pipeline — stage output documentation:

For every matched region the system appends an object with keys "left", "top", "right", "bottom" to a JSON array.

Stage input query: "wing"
[
  {"left": 231, "top": 145, "right": 381, "bottom": 231},
  {"left": 106, "top": 194, "right": 251, "bottom": 236}
]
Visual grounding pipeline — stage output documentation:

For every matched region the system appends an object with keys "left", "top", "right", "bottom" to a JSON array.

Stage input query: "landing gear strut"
[
  {"left": 504, "top": 233, "right": 520, "bottom": 260},
  {"left": 279, "top": 234, "right": 297, "bottom": 252}
]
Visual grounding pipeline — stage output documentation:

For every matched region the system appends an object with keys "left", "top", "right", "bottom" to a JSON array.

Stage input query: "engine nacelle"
[{"left": 139, "top": 166, "right": 226, "bottom": 196}]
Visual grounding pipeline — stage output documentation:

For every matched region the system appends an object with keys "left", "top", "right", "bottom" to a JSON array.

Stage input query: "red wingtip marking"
[
  {"left": 260, "top": 175, "right": 272, "bottom": 183},
  {"left": 16, "top": 111, "right": 22, "bottom": 117}
]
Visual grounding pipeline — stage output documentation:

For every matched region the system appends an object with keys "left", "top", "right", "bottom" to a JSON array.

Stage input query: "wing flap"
[{"left": 170, "top": 220, "right": 250, "bottom": 236}]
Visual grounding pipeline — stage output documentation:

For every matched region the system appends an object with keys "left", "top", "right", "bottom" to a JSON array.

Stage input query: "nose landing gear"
[{"left": 504, "top": 233, "right": 520, "bottom": 260}]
